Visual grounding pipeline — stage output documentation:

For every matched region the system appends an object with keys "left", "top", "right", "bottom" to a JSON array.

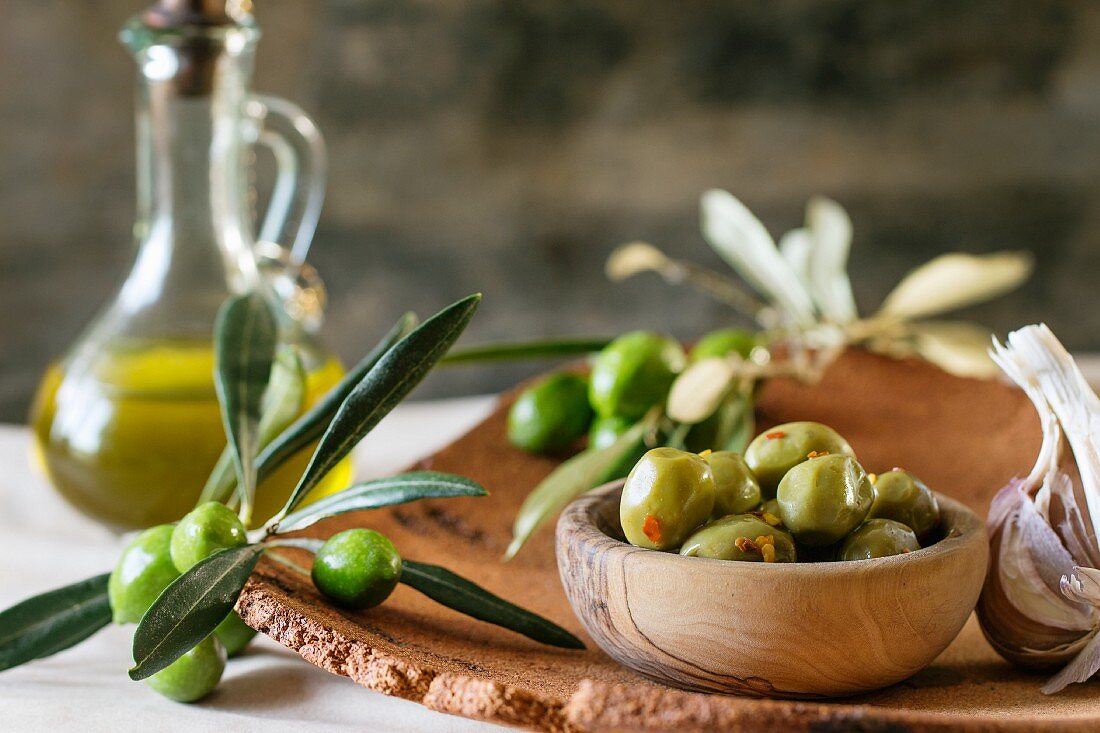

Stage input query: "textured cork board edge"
[
  {"left": 237, "top": 579, "right": 1094, "bottom": 733},
  {"left": 237, "top": 578, "right": 574, "bottom": 732}
]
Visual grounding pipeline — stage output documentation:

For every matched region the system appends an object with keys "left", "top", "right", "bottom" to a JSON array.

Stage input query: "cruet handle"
[{"left": 244, "top": 94, "right": 327, "bottom": 267}]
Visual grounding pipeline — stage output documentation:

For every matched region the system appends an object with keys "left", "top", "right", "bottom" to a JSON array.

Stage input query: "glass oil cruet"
[{"left": 30, "top": 0, "right": 351, "bottom": 530}]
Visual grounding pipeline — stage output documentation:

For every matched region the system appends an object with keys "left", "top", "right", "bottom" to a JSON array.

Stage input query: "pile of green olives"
[
  {"left": 108, "top": 502, "right": 405, "bottom": 704},
  {"left": 109, "top": 501, "right": 253, "bottom": 702},
  {"left": 507, "top": 328, "right": 756, "bottom": 463},
  {"left": 618, "top": 421, "right": 941, "bottom": 564}
]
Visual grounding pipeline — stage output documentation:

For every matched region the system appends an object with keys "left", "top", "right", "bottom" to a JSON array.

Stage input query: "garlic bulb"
[{"left": 978, "top": 324, "right": 1100, "bottom": 693}]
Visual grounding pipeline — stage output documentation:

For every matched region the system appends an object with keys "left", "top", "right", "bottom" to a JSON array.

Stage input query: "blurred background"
[{"left": 2, "top": 0, "right": 1098, "bottom": 421}]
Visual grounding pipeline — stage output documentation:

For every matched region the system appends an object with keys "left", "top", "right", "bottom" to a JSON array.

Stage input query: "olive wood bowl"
[{"left": 556, "top": 480, "right": 989, "bottom": 699}]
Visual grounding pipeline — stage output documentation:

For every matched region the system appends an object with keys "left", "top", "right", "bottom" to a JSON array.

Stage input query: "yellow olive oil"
[{"left": 30, "top": 340, "right": 352, "bottom": 529}]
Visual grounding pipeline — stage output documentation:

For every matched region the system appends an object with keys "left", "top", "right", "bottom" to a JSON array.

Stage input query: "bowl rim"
[{"left": 558, "top": 479, "right": 987, "bottom": 578}]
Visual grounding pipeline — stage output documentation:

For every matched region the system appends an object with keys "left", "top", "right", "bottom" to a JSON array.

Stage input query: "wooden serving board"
[{"left": 237, "top": 349, "right": 1100, "bottom": 732}]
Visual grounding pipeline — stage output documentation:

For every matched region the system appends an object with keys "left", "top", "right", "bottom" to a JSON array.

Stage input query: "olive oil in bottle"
[{"left": 31, "top": 340, "right": 351, "bottom": 529}]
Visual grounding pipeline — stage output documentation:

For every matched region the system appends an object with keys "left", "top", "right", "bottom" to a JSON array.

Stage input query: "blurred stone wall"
[{"left": 2, "top": 0, "right": 1099, "bottom": 419}]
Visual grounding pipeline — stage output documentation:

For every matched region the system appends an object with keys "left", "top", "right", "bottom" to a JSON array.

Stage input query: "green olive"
[
  {"left": 760, "top": 498, "right": 781, "bottom": 519},
  {"left": 837, "top": 519, "right": 920, "bottom": 561},
  {"left": 704, "top": 451, "right": 762, "bottom": 517},
  {"left": 108, "top": 524, "right": 180, "bottom": 624},
  {"left": 170, "top": 502, "right": 248, "bottom": 573},
  {"left": 311, "top": 529, "right": 402, "bottom": 609},
  {"left": 589, "top": 331, "right": 685, "bottom": 419},
  {"left": 507, "top": 372, "right": 593, "bottom": 453},
  {"left": 776, "top": 454, "right": 873, "bottom": 547},
  {"left": 620, "top": 447, "right": 715, "bottom": 550},
  {"left": 690, "top": 329, "right": 757, "bottom": 361},
  {"left": 868, "top": 469, "right": 941, "bottom": 540},
  {"left": 680, "top": 514, "right": 797, "bottom": 562},
  {"left": 214, "top": 612, "right": 257, "bottom": 657},
  {"left": 588, "top": 415, "right": 635, "bottom": 451},
  {"left": 145, "top": 635, "right": 226, "bottom": 703},
  {"left": 744, "top": 421, "right": 855, "bottom": 498}
]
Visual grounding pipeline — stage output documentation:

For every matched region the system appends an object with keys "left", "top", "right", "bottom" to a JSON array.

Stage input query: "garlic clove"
[
  {"left": 978, "top": 324, "right": 1100, "bottom": 691},
  {"left": 1017, "top": 491, "right": 1084, "bottom": 600},
  {"left": 1043, "top": 468, "right": 1100, "bottom": 569}
]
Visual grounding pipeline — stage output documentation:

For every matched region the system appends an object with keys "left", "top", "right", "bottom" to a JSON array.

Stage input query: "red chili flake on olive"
[
  {"left": 734, "top": 537, "right": 760, "bottom": 554},
  {"left": 642, "top": 515, "right": 662, "bottom": 543},
  {"left": 766, "top": 430, "right": 786, "bottom": 440}
]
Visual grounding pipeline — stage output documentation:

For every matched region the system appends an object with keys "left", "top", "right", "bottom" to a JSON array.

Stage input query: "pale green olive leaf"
[
  {"left": 778, "top": 228, "right": 813, "bottom": 291},
  {"left": 505, "top": 417, "right": 654, "bottom": 559},
  {"left": 805, "top": 196, "right": 858, "bottom": 325},
  {"left": 910, "top": 321, "right": 999, "bottom": 378},
  {"left": 212, "top": 293, "right": 278, "bottom": 524},
  {"left": 700, "top": 189, "right": 817, "bottom": 328},
  {"left": 666, "top": 357, "right": 738, "bottom": 425},
  {"left": 876, "top": 251, "right": 1034, "bottom": 322},
  {"left": 257, "top": 347, "right": 308, "bottom": 444},
  {"left": 200, "top": 346, "right": 306, "bottom": 506},
  {"left": 715, "top": 390, "right": 755, "bottom": 454},
  {"left": 605, "top": 241, "right": 673, "bottom": 282}
]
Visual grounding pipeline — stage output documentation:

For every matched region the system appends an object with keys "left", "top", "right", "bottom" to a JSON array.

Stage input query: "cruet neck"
[
  {"left": 121, "top": 4, "right": 260, "bottom": 96},
  {"left": 118, "top": 6, "right": 264, "bottom": 313}
]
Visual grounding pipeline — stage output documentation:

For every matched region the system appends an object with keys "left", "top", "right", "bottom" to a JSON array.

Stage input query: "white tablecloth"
[{"left": 0, "top": 395, "right": 515, "bottom": 733}]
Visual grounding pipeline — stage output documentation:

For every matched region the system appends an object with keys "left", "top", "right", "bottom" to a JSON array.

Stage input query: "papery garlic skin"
[
  {"left": 978, "top": 324, "right": 1100, "bottom": 693},
  {"left": 979, "top": 484, "right": 1093, "bottom": 670}
]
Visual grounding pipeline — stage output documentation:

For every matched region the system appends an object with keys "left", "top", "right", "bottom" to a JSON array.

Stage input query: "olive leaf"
[
  {"left": 252, "top": 311, "right": 417, "bottom": 487},
  {"left": 876, "top": 251, "right": 1034, "bottom": 322},
  {"left": 804, "top": 196, "right": 858, "bottom": 325},
  {"left": 506, "top": 418, "right": 651, "bottom": 559},
  {"left": 400, "top": 560, "right": 584, "bottom": 649},
  {"left": 274, "top": 472, "right": 487, "bottom": 533},
  {"left": 908, "top": 320, "right": 1000, "bottom": 378},
  {"left": 442, "top": 337, "right": 610, "bottom": 365},
  {"left": 605, "top": 241, "right": 673, "bottom": 281},
  {"left": 257, "top": 348, "right": 308, "bottom": 444},
  {"left": 778, "top": 228, "right": 813, "bottom": 293},
  {"left": 214, "top": 293, "right": 278, "bottom": 524},
  {"left": 0, "top": 573, "right": 111, "bottom": 672},
  {"left": 130, "top": 545, "right": 264, "bottom": 681},
  {"left": 201, "top": 346, "right": 306, "bottom": 506},
  {"left": 716, "top": 389, "right": 755, "bottom": 453},
  {"left": 700, "top": 189, "right": 817, "bottom": 327},
  {"left": 273, "top": 295, "right": 481, "bottom": 521},
  {"left": 665, "top": 357, "right": 738, "bottom": 425}
]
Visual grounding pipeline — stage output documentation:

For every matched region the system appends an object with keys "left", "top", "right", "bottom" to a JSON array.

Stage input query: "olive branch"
[{"left": 0, "top": 292, "right": 584, "bottom": 692}]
